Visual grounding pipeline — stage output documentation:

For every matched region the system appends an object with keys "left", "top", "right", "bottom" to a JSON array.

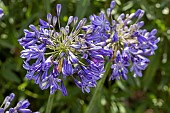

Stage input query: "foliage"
[{"left": 0, "top": 0, "right": 170, "bottom": 113}]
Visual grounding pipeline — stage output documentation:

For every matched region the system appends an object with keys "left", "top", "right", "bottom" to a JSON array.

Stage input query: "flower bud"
[
  {"left": 110, "top": 1, "right": 116, "bottom": 10},
  {"left": 47, "top": 13, "right": 52, "bottom": 24},
  {"left": 67, "top": 16, "right": 73, "bottom": 25},
  {"left": 73, "top": 16, "right": 78, "bottom": 25},
  {"left": 53, "top": 16, "right": 57, "bottom": 26},
  {"left": 56, "top": 4, "right": 62, "bottom": 16}
]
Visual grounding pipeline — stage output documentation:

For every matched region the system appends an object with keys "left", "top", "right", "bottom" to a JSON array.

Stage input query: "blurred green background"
[{"left": 0, "top": 0, "right": 170, "bottom": 113}]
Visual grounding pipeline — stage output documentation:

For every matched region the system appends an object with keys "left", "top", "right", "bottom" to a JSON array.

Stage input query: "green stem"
[
  {"left": 85, "top": 61, "right": 112, "bottom": 113},
  {"left": 44, "top": 51, "right": 57, "bottom": 55},
  {"left": 45, "top": 94, "right": 55, "bottom": 113}
]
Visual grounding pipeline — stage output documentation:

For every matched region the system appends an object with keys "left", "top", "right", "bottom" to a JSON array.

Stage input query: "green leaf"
[
  {"left": 122, "top": 1, "right": 134, "bottom": 11},
  {"left": 135, "top": 104, "right": 146, "bottom": 113},
  {"left": 142, "top": 49, "right": 162, "bottom": 91},
  {"left": 0, "top": 39, "right": 15, "bottom": 49},
  {"left": 1, "top": 68, "right": 21, "bottom": 83},
  {"left": 75, "top": 0, "right": 90, "bottom": 19},
  {"left": 43, "top": 0, "right": 50, "bottom": 13}
]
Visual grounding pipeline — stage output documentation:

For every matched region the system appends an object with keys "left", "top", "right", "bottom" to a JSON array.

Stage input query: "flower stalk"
[
  {"left": 46, "top": 94, "right": 55, "bottom": 113},
  {"left": 85, "top": 61, "right": 112, "bottom": 113}
]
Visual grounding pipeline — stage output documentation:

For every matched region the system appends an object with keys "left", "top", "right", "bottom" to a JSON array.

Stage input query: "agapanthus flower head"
[
  {"left": 18, "top": 4, "right": 105, "bottom": 95},
  {"left": 0, "top": 8, "right": 4, "bottom": 18},
  {"left": 83, "top": 0, "right": 160, "bottom": 80},
  {"left": 0, "top": 93, "right": 39, "bottom": 113}
]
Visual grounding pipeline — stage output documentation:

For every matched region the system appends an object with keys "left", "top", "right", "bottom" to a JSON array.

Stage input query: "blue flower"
[
  {"left": 20, "top": 44, "right": 45, "bottom": 61},
  {"left": 19, "top": 4, "right": 105, "bottom": 95},
  {"left": 135, "top": 29, "right": 160, "bottom": 56},
  {"left": 0, "top": 93, "right": 39, "bottom": 113},
  {"left": 90, "top": 12, "right": 110, "bottom": 32},
  {"left": 83, "top": 0, "right": 159, "bottom": 80},
  {"left": 130, "top": 55, "right": 149, "bottom": 77},
  {"left": 84, "top": 12, "right": 110, "bottom": 43},
  {"left": 18, "top": 29, "right": 38, "bottom": 48},
  {"left": 68, "top": 51, "right": 78, "bottom": 63},
  {"left": 62, "top": 58, "right": 73, "bottom": 78},
  {"left": 110, "top": 51, "right": 129, "bottom": 80},
  {"left": 73, "top": 59, "right": 104, "bottom": 93},
  {"left": 0, "top": 8, "right": 4, "bottom": 18}
]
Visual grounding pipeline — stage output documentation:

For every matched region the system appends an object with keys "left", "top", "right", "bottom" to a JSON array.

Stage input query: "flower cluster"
[
  {"left": 83, "top": 1, "right": 160, "bottom": 80},
  {"left": 0, "top": 8, "right": 4, "bottom": 18},
  {"left": 0, "top": 93, "right": 38, "bottom": 113},
  {"left": 18, "top": 1, "right": 160, "bottom": 95},
  {"left": 18, "top": 4, "right": 105, "bottom": 95}
]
